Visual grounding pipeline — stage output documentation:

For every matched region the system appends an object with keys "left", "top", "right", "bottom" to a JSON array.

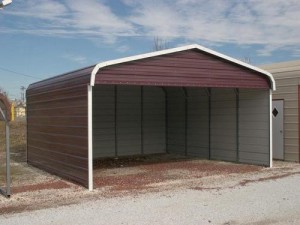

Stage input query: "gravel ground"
[
  {"left": 1, "top": 158, "right": 300, "bottom": 215},
  {"left": 2, "top": 121, "right": 299, "bottom": 223},
  {"left": 1, "top": 173, "right": 300, "bottom": 225}
]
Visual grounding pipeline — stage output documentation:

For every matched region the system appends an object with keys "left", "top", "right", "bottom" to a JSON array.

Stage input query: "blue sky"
[{"left": 0, "top": 0, "right": 300, "bottom": 99}]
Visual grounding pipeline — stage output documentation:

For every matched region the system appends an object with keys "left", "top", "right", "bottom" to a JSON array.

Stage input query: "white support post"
[
  {"left": 269, "top": 89, "right": 273, "bottom": 168},
  {"left": 88, "top": 85, "right": 93, "bottom": 191}
]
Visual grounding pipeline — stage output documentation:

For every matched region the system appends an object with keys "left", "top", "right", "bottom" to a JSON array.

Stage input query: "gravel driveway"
[{"left": 1, "top": 173, "right": 300, "bottom": 225}]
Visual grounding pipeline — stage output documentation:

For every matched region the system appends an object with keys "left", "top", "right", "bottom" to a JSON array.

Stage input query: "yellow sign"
[{"left": 11, "top": 103, "right": 15, "bottom": 121}]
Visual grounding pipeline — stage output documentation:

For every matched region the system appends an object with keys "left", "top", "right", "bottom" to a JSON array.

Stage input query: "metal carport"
[{"left": 26, "top": 44, "right": 275, "bottom": 190}]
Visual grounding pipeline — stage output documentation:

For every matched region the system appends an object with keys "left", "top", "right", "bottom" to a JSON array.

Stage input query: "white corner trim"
[
  {"left": 88, "top": 85, "right": 93, "bottom": 191},
  {"left": 90, "top": 44, "right": 276, "bottom": 90},
  {"left": 269, "top": 90, "right": 273, "bottom": 168}
]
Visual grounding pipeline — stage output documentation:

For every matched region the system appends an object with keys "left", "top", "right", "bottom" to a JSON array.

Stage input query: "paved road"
[{"left": 1, "top": 174, "right": 300, "bottom": 225}]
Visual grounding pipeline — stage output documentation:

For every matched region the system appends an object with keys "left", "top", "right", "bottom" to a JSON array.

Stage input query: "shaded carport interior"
[
  {"left": 26, "top": 44, "right": 275, "bottom": 189},
  {"left": 93, "top": 86, "right": 270, "bottom": 163}
]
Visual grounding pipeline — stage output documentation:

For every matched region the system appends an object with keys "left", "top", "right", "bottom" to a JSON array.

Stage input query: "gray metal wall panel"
[
  {"left": 211, "top": 89, "right": 237, "bottom": 161},
  {"left": 117, "top": 86, "right": 142, "bottom": 156},
  {"left": 274, "top": 79, "right": 298, "bottom": 162},
  {"left": 187, "top": 88, "right": 209, "bottom": 158},
  {"left": 93, "top": 85, "right": 166, "bottom": 158},
  {"left": 166, "top": 87, "right": 185, "bottom": 154},
  {"left": 261, "top": 62, "right": 299, "bottom": 162},
  {"left": 143, "top": 87, "right": 166, "bottom": 154},
  {"left": 93, "top": 85, "right": 116, "bottom": 158},
  {"left": 239, "top": 89, "right": 270, "bottom": 165}
]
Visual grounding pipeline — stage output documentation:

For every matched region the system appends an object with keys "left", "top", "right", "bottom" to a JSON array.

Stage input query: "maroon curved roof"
[
  {"left": 0, "top": 93, "right": 11, "bottom": 121},
  {"left": 94, "top": 49, "right": 272, "bottom": 89},
  {"left": 28, "top": 44, "right": 275, "bottom": 92}
]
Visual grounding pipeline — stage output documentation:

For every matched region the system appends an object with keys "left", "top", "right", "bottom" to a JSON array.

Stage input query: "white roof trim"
[{"left": 90, "top": 44, "right": 275, "bottom": 90}]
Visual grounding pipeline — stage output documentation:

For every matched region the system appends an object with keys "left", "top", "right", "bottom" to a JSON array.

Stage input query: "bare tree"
[
  {"left": 153, "top": 37, "right": 169, "bottom": 51},
  {"left": 241, "top": 56, "right": 251, "bottom": 64}
]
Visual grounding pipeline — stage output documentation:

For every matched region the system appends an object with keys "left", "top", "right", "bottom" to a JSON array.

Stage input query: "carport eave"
[{"left": 90, "top": 44, "right": 276, "bottom": 91}]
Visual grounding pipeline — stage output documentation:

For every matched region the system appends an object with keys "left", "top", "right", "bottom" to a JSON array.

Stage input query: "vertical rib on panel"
[
  {"left": 187, "top": 88, "right": 209, "bottom": 158},
  {"left": 93, "top": 85, "right": 116, "bottom": 158},
  {"left": 117, "top": 86, "right": 142, "bottom": 156},
  {"left": 239, "top": 89, "right": 270, "bottom": 165},
  {"left": 143, "top": 87, "right": 166, "bottom": 154},
  {"left": 211, "top": 88, "right": 237, "bottom": 161},
  {"left": 166, "top": 87, "right": 185, "bottom": 154}
]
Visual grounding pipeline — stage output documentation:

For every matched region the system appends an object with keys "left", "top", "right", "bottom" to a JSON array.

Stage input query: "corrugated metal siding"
[
  {"left": 95, "top": 50, "right": 270, "bottom": 89},
  {"left": 93, "top": 85, "right": 115, "bottom": 158},
  {"left": 93, "top": 85, "right": 165, "bottom": 158},
  {"left": 187, "top": 88, "right": 209, "bottom": 158},
  {"left": 166, "top": 87, "right": 209, "bottom": 158},
  {"left": 143, "top": 87, "right": 166, "bottom": 154},
  {"left": 239, "top": 89, "right": 270, "bottom": 165},
  {"left": 261, "top": 61, "right": 300, "bottom": 162},
  {"left": 117, "top": 86, "right": 142, "bottom": 156},
  {"left": 166, "top": 87, "right": 186, "bottom": 155},
  {"left": 26, "top": 66, "right": 93, "bottom": 187},
  {"left": 211, "top": 89, "right": 237, "bottom": 161},
  {"left": 274, "top": 78, "right": 299, "bottom": 161}
]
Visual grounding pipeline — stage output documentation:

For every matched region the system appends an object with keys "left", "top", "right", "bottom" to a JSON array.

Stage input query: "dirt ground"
[{"left": 1, "top": 120, "right": 300, "bottom": 215}]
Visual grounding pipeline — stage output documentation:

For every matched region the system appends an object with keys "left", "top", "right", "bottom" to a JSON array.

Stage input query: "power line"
[{"left": 0, "top": 66, "right": 41, "bottom": 80}]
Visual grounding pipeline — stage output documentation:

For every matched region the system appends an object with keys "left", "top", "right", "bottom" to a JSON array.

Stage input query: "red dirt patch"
[
  {"left": 95, "top": 172, "right": 165, "bottom": 191},
  {"left": 94, "top": 157, "right": 263, "bottom": 191},
  {"left": 0, "top": 205, "right": 28, "bottom": 214},
  {"left": 141, "top": 161, "right": 261, "bottom": 174},
  {"left": 191, "top": 187, "right": 221, "bottom": 191},
  {"left": 93, "top": 155, "right": 172, "bottom": 169},
  {"left": 11, "top": 180, "right": 71, "bottom": 194}
]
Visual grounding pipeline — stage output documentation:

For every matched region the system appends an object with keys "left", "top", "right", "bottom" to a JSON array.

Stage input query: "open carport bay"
[{"left": 93, "top": 86, "right": 270, "bottom": 167}]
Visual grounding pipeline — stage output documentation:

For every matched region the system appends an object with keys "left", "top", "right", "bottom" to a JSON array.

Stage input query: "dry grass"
[
  {"left": 0, "top": 119, "right": 27, "bottom": 185},
  {"left": 0, "top": 119, "right": 26, "bottom": 162},
  {"left": 0, "top": 120, "right": 73, "bottom": 188}
]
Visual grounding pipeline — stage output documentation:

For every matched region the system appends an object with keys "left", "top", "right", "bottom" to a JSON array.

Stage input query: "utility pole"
[{"left": 20, "top": 86, "right": 26, "bottom": 103}]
